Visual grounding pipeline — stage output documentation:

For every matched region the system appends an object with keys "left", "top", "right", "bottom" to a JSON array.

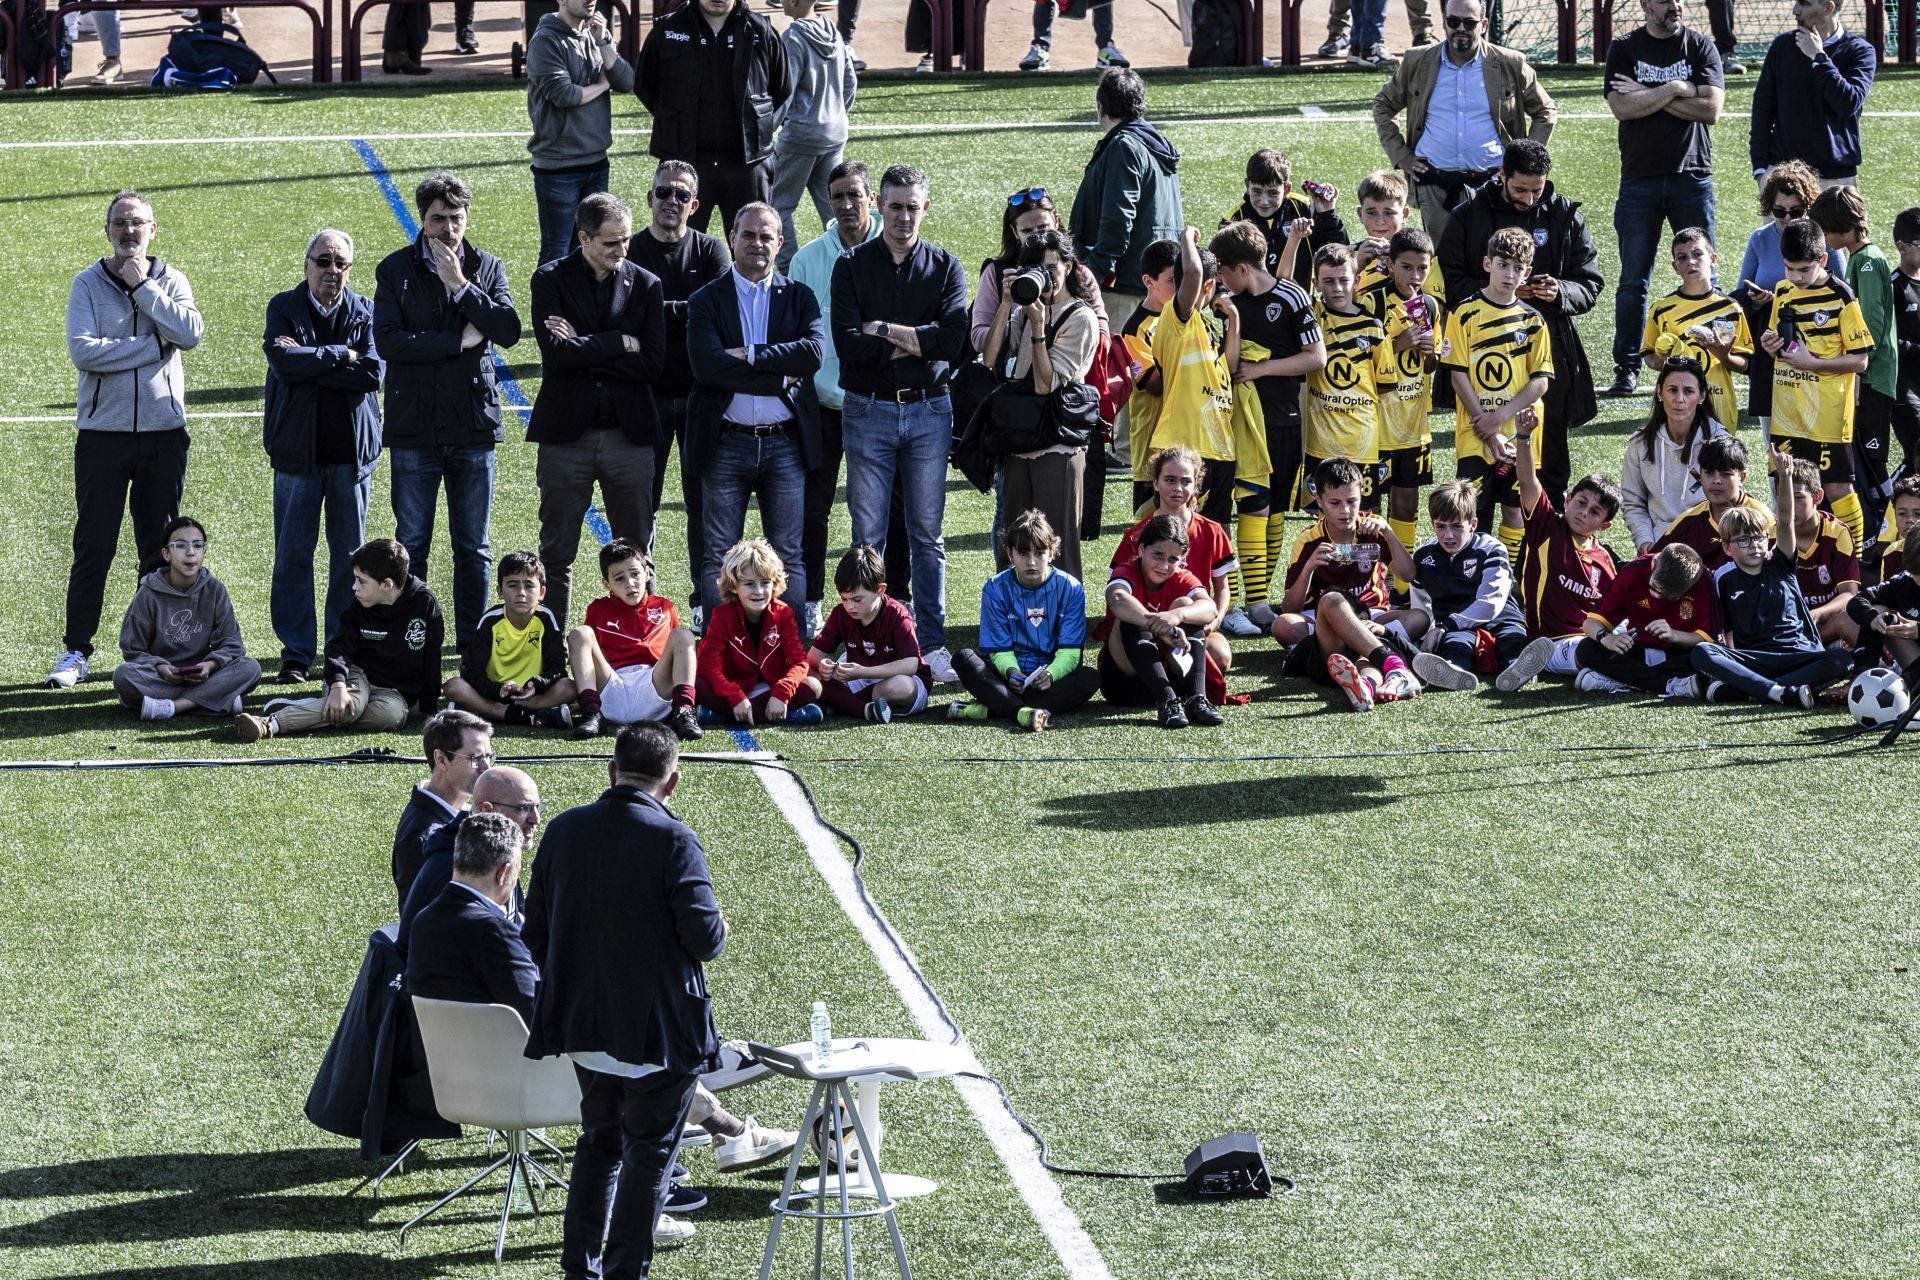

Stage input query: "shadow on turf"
[
  {"left": 41, "top": 1256, "right": 453, "bottom": 1280},
  {"left": 1037, "top": 774, "right": 1389, "bottom": 828}
]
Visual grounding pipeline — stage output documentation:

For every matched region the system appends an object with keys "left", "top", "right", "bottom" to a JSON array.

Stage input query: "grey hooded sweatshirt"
[
  {"left": 775, "top": 14, "right": 855, "bottom": 154},
  {"left": 119, "top": 567, "right": 248, "bottom": 669},
  {"left": 66, "top": 258, "right": 203, "bottom": 433},
  {"left": 526, "top": 11, "right": 636, "bottom": 170}
]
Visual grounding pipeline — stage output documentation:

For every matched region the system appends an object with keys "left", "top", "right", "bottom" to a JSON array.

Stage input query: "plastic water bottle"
[{"left": 811, "top": 999, "right": 833, "bottom": 1070}]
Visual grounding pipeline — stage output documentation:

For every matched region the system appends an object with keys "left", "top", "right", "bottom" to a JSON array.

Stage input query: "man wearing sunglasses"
[
  {"left": 262, "top": 229, "right": 385, "bottom": 686},
  {"left": 1372, "top": 0, "right": 1556, "bottom": 244},
  {"left": 1602, "top": 0, "right": 1724, "bottom": 400},
  {"left": 1749, "top": 0, "right": 1875, "bottom": 191}
]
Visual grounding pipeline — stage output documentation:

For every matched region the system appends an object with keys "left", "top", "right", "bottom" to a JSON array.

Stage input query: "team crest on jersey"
[
  {"left": 1266, "top": 302, "right": 1284, "bottom": 322},
  {"left": 1354, "top": 335, "right": 1372, "bottom": 352},
  {"left": 1678, "top": 599, "right": 1694, "bottom": 621},
  {"left": 1026, "top": 606, "right": 1047, "bottom": 626},
  {"left": 1532, "top": 229, "right": 1548, "bottom": 247},
  {"left": 765, "top": 627, "right": 781, "bottom": 646},
  {"left": 1817, "top": 564, "right": 1832, "bottom": 585},
  {"left": 405, "top": 619, "right": 427, "bottom": 651},
  {"left": 1459, "top": 556, "right": 1478, "bottom": 577},
  {"left": 860, "top": 640, "right": 877, "bottom": 655},
  {"left": 646, "top": 606, "right": 666, "bottom": 628},
  {"left": 1812, "top": 310, "right": 1830, "bottom": 326}
]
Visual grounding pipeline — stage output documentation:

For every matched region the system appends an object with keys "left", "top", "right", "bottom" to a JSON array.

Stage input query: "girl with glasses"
[{"left": 112, "top": 516, "right": 263, "bottom": 723}]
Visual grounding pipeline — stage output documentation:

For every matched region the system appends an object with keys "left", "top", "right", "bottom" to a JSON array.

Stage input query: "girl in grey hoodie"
[
  {"left": 114, "top": 516, "right": 262, "bottom": 721},
  {"left": 770, "top": 0, "right": 857, "bottom": 270}
]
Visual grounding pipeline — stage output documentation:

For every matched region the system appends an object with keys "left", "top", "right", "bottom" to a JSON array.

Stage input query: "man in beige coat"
[{"left": 1371, "top": 0, "right": 1556, "bottom": 239}]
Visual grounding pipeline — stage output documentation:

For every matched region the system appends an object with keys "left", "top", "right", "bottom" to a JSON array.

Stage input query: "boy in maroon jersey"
[
  {"left": 1501, "top": 407, "right": 1620, "bottom": 691},
  {"left": 1654, "top": 435, "right": 1769, "bottom": 572},
  {"left": 566, "top": 540, "right": 702, "bottom": 741},
  {"left": 806, "top": 545, "right": 932, "bottom": 722},
  {"left": 1881, "top": 476, "right": 1920, "bottom": 580},
  {"left": 1572, "top": 544, "right": 1718, "bottom": 697},
  {"left": 1781, "top": 458, "right": 1863, "bottom": 644},
  {"left": 1271, "top": 456, "right": 1422, "bottom": 711}
]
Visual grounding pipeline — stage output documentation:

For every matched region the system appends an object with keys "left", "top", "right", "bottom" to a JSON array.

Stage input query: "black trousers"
[
  {"left": 685, "top": 157, "right": 772, "bottom": 240},
  {"left": 801, "top": 408, "right": 910, "bottom": 605},
  {"left": 649, "top": 394, "right": 703, "bottom": 606},
  {"left": 1098, "top": 622, "right": 1205, "bottom": 706},
  {"left": 1575, "top": 637, "right": 1691, "bottom": 695},
  {"left": 563, "top": 1066, "right": 699, "bottom": 1280},
  {"left": 954, "top": 647, "right": 1100, "bottom": 719},
  {"left": 65, "top": 428, "right": 188, "bottom": 657},
  {"left": 1704, "top": 0, "right": 1736, "bottom": 54},
  {"left": 383, "top": 1, "right": 473, "bottom": 57},
  {"left": 836, "top": 0, "right": 860, "bottom": 40}
]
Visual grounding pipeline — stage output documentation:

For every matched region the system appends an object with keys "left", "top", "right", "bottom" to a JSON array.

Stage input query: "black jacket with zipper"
[{"left": 372, "top": 234, "right": 522, "bottom": 450}]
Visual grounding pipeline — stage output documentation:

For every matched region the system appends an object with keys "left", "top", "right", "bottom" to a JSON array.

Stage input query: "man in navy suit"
[
  {"left": 686, "top": 202, "right": 824, "bottom": 616},
  {"left": 529, "top": 192, "right": 669, "bottom": 627},
  {"left": 524, "top": 723, "right": 726, "bottom": 1279},
  {"left": 405, "top": 811, "right": 539, "bottom": 1022},
  {"left": 396, "top": 764, "right": 541, "bottom": 954}
]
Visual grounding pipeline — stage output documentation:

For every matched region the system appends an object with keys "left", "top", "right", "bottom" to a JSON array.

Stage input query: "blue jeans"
[
  {"left": 1612, "top": 172, "right": 1717, "bottom": 370},
  {"left": 1689, "top": 643, "right": 1851, "bottom": 701},
  {"left": 532, "top": 162, "right": 609, "bottom": 267},
  {"left": 389, "top": 445, "right": 495, "bottom": 640},
  {"left": 1348, "top": 0, "right": 1386, "bottom": 50},
  {"left": 842, "top": 391, "right": 951, "bottom": 650},
  {"left": 271, "top": 463, "right": 372, "bottom": 668},
  {"left": 1033, "top": 0, "right": 1112, "bottom": 47},
  {"left": 699, "top": 427, "right": 809, "bottom": 615}
]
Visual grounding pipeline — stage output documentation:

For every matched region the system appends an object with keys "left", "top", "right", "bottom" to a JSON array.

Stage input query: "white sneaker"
[
  {"left": 914, "top": 52, "right": 934, "bottom": 72},
  {"left": 1575, "top": 669, "right": 1630, "bottom": 695},
  {"left": 690, "top": 603, "right": 705, "bottom": 636},
  {"left": 653, "top": 1214, "right": 695, "bottom": 1246},
  {"left": 1494, "top": 636, "right": 1554, "bottom": 693},
  {"left": 1379, "top": 668, "right": 1421, "bottom": 700},
  {"left": 140, "top": 696, "right": 176, "bottom": 721},
  {"left": 45, "top": 650, "right": 88, "bottom": 688},
  {"left": 923, "top": 646, "right": 957, "bottom": 683},
  {"left": 95, "top": 55, "right": 122, "bottom": 83},
  {"left": 1412, "top": 651, "right": 1477, "bottom": 692},
  {"left": 1663, "top": 675, "right": 1703, "bottom": 699},
  {"left": 1019, "top": 40, "right": 1049, "bottom": 70},
  {"left": 713, "top": 1117, "right": 800, "bottom": 1172},
  {"left": 1244, "top": 601, "right": 1276, "bottom": 631},
  {"left": 1219, "top": 605, "right": 1262, "bottom": 638}
]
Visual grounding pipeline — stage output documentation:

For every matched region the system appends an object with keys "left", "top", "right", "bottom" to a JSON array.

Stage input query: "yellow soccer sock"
[
  {"left": 1832, "top": 489, "right": 1866, "bottom": 550},
  {"left": 1388, "top": 515, "right": 1419, "bottom": 591},
  {"left": 1236, "top": 513, "right": 1271, "bottom": 610},
  {"left": 1267, "top": 517, "right": 1289, "bottom": 602},
  {"left": 1497, "top": 519, "right": 1525, "bottom": 560}
]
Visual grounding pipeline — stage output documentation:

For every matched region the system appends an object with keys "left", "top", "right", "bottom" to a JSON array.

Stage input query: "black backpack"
[
  {"left": 167, "top": 21, "right": 276, "bottom": 84},
  {"left": 1187, "top": 0, "right": 1241, "bottom": 67}
]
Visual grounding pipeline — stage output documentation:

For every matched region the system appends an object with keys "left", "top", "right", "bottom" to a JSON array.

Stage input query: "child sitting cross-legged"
[
  {"left": 1846, "top": 523, "right": 1920, "bottom": 673},
  {"left": 115, "top": 515, "right": 263, "bottom": 721},
  {"left": 951, "top": 509, "right": 1102, "bottom": 732},
  {"left": 1113, "top": 444, "right": 1240, "bottom": 679},
  {"left": 1097, "top": 512, "right": 1223, "bottom": 728},
  {"left": 1270, "top": 455, "right": 1423, "bottom": 712},
  {"left": 1405, "top": 479, "right": 1531, "bottom": 692},
  {"left": 1571, "top": 544, "right": 1718, "bottom": 698},
  {"left": 443, "top": 550, "right": 577, "bottom": 730},
  {"left": 806, "top": 545, "right": 931, "bottom": 723},
  {"left": 1689, "top": 446, "right": 1854, "bottom": 706},
  {"left": 566, "top": 539, "right": 703, "bottom": 742},
  {"left": 696, "top": 538, "right": 823, "bottom": 726}
]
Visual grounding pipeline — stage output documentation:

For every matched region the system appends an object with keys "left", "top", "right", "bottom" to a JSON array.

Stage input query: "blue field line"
[{"left": 352, "top": 139, "right": 762, "bottom": 756}]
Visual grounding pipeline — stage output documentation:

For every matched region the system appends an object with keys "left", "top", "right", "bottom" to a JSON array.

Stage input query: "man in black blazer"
[
  {"left": 405, "top": 811, "right": 539, "bottom": 1023},
  {"left": 686, "top": 202, "right": 823, "bottom": 615},
  {"left": 397, "top": 764, "right": 541, "bottom": 954},
  {"left": 524, "top": 723, "right": 726, "bottom": 1280},
  {"left": 530, "top": 193, "right": 669, "bottom": 628}
]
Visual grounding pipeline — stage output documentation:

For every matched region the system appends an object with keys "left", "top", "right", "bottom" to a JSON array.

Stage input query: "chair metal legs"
[
  {"left": 349, "top": 1138, "right": 422, "bottom": 1201},
  {"left": 396, "top": 1128, "right": 573, "bottom": 1264}
]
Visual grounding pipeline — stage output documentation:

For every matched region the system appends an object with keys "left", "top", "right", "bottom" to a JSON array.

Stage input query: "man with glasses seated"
[
  {"left": 391, "top": 709, "right": 494, "bottom": 908},
  {"left": 397, "top": 764, "right": 541, "bottom": 953},
  {"left": 405, "top": 811, "right": 539, "bottom": 1022},
  {"left": 51, "top": 189, "right": 205, "bottom": 691},
  {"left": 263, "top": 229, "right": 384, "bottom": 686}
]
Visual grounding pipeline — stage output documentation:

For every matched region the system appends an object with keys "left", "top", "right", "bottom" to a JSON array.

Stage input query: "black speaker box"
[{"left": 1183, "top": 1131, "right": 1275, "bottom": 1198}]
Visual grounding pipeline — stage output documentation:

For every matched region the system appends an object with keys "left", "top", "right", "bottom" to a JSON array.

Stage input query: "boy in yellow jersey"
[
  {"left": 1305, "top": 244, "right": 1395, "bottom": 513},
  {"left": 1217, "top": 149, "right": 1349, "bottom": 291},
  {"left": 1640, "top": 228, "right": 1752, "bottom": 432},
  {"left": 1120, "top": 238, "right": 1182, "bottom": 509},
  {"left": 1360, "top": 227, "right": 1445, "bottom": 563},
  {"left": 1760, "top": 216, "right": 1873, "bottom": 549},
  {"left": 1351, "top": 170, "right": 1446, "bottom": 305},
  {"left": 1149, "top": 226, "right": 1239, "bottom": 525},
  {"left": 1441, "top": 227, "right": 1554, "bottom": 557},
  {"left": 444, "top": 550, "right": 577, "bottom": 728}
]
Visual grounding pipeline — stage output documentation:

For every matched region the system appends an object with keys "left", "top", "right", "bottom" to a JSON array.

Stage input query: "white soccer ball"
[{"left": 1847, "top": 667, "right": 1911, "bottom": 727}]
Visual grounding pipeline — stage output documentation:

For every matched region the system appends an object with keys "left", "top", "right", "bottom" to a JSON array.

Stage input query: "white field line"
[{"left": 749, "top": 754, "right": 1114, "bottom": 1280}]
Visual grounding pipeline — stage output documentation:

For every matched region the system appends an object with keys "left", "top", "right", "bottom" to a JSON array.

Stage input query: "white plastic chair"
[{"left": 403, "top": 997, "right": 582, "bottom": 1263}]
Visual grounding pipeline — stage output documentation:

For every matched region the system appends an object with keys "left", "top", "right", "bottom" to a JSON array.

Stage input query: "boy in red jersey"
[
  {"left": 806, "top": 545, "right": 931, "bottom": 722},
  {"left": 1501, "top": 407, "right": 1620, "bottom": 691},
  {"left": 1112, "top": 445, "right": 1239, "bottom": 675},
  {"left": 1271, "top": 456, "right": 1422, "bottom": 711},
  {"left": 1653, "top": 434, "right": 1771, "bottom": 572},
  {"left": 566, "top": 540, "right": 702, "bottom": 741},
  {"left": 1572, "top": 544, "right": 1718, "bottom": 698},
  {"left": 1781, "top": 457, "right": 1862, "bottom": 644}
]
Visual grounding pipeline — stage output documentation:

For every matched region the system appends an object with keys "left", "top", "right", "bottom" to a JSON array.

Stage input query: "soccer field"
[{"left": 4, "top": 67, "right": 1919, "bottom": 1279}]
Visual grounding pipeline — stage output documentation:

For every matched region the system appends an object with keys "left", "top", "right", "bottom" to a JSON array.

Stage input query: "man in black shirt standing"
[
  {"left": 629, "top": 162, "right": 732, "bottom": 627},
  {"left": 635, "top": 0, "right": 790, "bottom": 239},
  {"left": 1603, "top": 0, "right": 1724, "bottom": 397},
  {"left": 830, "top": 163, "right": 970, "bottom": 683}
]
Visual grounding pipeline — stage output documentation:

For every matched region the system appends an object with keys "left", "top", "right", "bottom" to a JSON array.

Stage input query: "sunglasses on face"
[
  {"left": 1771, "top": 205, "right": 1804, "bottom": 219},
  {"left": 309, "top": 254, "right": 352, "bottom": 269},
  {"left": 1007, "top": 187, "right": 1048, "bottom": 208},
  {"left": 1443, "top": 15, "right": 1479, "bottom": 28},
  {"left": 653, "top": 186, "right": 695, "bottom": 204}
]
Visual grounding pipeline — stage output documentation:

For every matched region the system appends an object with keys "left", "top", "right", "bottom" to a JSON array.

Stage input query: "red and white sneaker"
[{"left": 1326, "top": 653, "right": 1375, "bottom": 712}]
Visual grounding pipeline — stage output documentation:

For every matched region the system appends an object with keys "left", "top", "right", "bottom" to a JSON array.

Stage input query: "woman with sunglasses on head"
[
  {"left": 1737, "top": 161, "right": 1846, "bottom": 430},
  {"left": 971, "top": 188, "right": 1108, "bottom": 354}
]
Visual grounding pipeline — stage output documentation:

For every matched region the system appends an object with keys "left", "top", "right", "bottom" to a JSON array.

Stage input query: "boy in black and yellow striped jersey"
[
  {"left": 1304, "top": 244, "right": 1396, "bottom": 513},
  {"left": 1639, "top": 228, "right": 1752, "bottom": 434}
]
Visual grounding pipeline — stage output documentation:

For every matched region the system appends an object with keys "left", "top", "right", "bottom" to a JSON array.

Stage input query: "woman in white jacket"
[{"left": 1619, "top": 358, "right": 1728, "bottom": 555}]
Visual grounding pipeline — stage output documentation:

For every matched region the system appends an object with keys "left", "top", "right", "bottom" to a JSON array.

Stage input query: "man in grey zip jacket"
[
  {"left": 526, "top": 0, "right": 635, "bottom": 266},
  {"left": 768, "top": 0, "right": 854, "bottom": 271},
  {"left": 52, "top": 189, "right": 204, "bottom": 690}
]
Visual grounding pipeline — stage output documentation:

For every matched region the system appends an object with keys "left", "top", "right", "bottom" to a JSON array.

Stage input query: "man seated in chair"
[
  {"left": 396, "top": 765, "right": 542, "bottom": 955},
  {"left": 405, "top": 811, "right": 538, "bottom": 1023}
]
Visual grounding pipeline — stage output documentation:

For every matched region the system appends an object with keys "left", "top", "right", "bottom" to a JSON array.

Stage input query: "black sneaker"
[
  {"left": 276, "top": 663, "right": 309, "bottom": 684},
  {"left": 668, "top": 706, "right": 704, "bottom": 741},
  {"left": 665, "top": 1182, "right": 708, "bottom": 1213},
  {"left": 532, "top": 704, "right": 573, "bottom": 729},
  {"left": 455, "top": 26, "right": 478, "bottom": 52},
  {"left": 504, "top": 703, "right": 535, "bottom": 726},
  {"left": 1156, "top": 694, "right": 1189, "bottom": 729},
  {"left": 1604, "top": 366, "right": 1639, "bottom": 397},
  {"left": 1182, "top": 694, "right": 1224, "bottom": 726},
  {"left": 573, "top": 710, "right": 603, "bottom": 739}
]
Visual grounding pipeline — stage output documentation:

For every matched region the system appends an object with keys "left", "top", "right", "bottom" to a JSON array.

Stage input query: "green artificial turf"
[{"left": 3, "top": 67, "right": 1918, "bottom": 1280}]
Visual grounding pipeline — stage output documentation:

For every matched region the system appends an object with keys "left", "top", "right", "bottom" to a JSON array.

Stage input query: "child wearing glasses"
[{"left": 113, "top": 516, "right": 262, "bottom": 722}]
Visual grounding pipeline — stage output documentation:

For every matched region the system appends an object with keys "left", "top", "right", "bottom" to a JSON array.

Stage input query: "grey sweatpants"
[{"left": 114, "top": 656, "right": 263, "bottom": 713}]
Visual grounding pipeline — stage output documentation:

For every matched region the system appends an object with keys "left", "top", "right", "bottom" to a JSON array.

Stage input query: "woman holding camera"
[
  {"left": 972, "top": 189, "right": 1108, "bottom": 352},
  {"left": 984, "top": 230, "right": 1101, "bottom": 579}
]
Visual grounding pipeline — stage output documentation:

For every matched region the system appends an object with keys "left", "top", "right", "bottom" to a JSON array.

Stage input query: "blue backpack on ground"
[{"left": 163, "top": 21, "right": 275, "bottom": 85}]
